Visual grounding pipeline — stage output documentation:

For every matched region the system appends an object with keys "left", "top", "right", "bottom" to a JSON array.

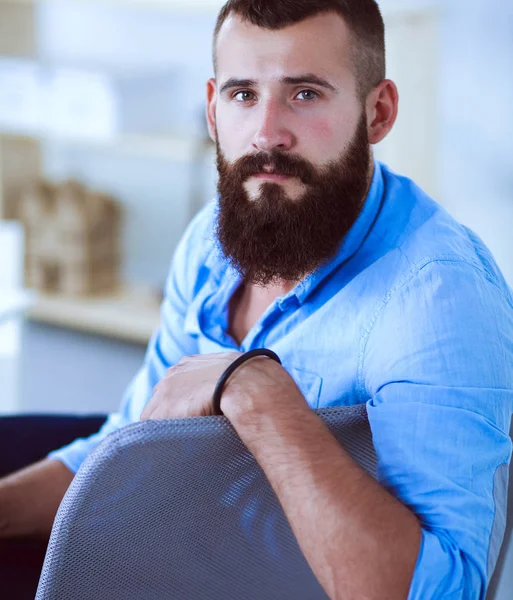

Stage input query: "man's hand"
[
  {"left": 140, "top": 352, "right": 308, "bottom": 421},
  {"left": 140, "top": 353, "right": 241, "bottom": 420}
]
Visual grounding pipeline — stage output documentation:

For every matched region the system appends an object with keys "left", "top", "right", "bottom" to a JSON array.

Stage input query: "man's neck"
[{"left": 228, "top": 277, "right": 301, "bottom": 346}]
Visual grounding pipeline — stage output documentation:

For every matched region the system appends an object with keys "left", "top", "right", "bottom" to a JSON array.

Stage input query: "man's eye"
[
  {"left": 234, "top": 91, "right": 255, "bottom": 102},
  {"left": 296, "top": 90, "right": 319, "bottom": 101}
]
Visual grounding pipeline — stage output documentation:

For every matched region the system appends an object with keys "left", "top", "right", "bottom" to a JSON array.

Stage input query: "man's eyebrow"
[
  {"left": 219, "top": 78, "right": 257, "bottom": 95},
  {"left": 219, "top": 74, "right": 337, "bottom": 95},
  {"left": 282, "top": 74, "right": 337, "bottom": 92}
]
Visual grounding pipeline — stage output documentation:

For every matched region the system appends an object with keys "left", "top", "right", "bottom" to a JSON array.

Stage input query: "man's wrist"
[
  {"left": 220, "top": 366, "right": 310, "bottom": 432},
  {"left": 220, "top": 374, "right": 261, "bottom": 426}
]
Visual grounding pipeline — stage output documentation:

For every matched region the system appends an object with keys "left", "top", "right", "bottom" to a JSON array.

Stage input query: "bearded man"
[{"left": 1, "top": 1, "right": 512, "bottom": 599}]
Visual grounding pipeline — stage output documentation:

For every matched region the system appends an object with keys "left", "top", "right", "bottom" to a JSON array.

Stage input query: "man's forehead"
[{"left": 215, "top": 13, "right": 353, "bottom": 78}]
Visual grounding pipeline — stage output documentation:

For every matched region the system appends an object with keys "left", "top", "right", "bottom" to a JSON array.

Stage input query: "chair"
[
  {"left": 36, "top": 404, "right": 511, "bottom": 599},
  {"left": 486, "top": 419, "right": 513, "bottom": 600}
]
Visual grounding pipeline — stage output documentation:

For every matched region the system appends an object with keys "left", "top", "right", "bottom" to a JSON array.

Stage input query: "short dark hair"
[{"left": 213, "top": 0, "right": 386, "bottom": 100}]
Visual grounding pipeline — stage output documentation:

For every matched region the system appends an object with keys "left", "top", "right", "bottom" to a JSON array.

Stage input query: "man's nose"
[{"left": 252, "top": 100, "right": 295, "bottom": 153}]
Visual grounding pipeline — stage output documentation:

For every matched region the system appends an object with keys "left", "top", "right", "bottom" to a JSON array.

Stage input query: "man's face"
[{"left": 209, "top": 13, "right": 373, "bottom": 285}]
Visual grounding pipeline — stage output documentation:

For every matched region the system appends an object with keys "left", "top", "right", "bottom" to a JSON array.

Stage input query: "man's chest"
[
  {"left": 197, "top": 285, "right": 370, "bottom": 410},
  {"left": 227, "top": 282, "right": 289, "bottom": 347}
]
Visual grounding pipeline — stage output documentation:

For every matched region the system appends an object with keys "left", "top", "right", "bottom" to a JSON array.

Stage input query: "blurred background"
[{"left": 0, "top": 0, "right": 512, "bottom": 417}]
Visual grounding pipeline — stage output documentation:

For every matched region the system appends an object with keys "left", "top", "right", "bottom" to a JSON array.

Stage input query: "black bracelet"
[{"left": 212, "top": 349, "right": 282, "bottom": 416}]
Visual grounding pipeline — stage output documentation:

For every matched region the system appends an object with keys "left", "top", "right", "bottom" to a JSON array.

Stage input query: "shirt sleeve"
[
  {"left": 362, "top": 259, "right": 513, "bottom": 600},
  {"left": 47, "top": 204, "right": 216, "bottom": 474}
]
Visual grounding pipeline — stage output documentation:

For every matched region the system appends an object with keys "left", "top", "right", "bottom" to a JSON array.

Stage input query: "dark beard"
[{"left": 215, "top": 112, "right": 371, "bottom": 286}]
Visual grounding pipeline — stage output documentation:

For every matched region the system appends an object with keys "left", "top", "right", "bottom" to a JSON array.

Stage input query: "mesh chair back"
[
  {"left": 486, "top": 419, "right": 513, "bottom": 600},
  {"left": 37, "top": 404, "right": 376, "bottom": 600}
]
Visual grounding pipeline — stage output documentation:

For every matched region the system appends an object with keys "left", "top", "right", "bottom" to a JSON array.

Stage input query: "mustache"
[{"left": 224, "top": 151, "right": 317, "bottom": 186}]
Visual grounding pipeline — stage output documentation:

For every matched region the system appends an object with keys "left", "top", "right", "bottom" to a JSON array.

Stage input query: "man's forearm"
[
  {"left": 0, "top": 459, "right": 74, "bottom": 539},
  {"left": 224, "top": 393, "right": 422, "bottom": 600}
]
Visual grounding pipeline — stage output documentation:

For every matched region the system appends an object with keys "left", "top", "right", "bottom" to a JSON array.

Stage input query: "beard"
[{"left": 215, "top": 112, "right": 372, "bottom": 286}]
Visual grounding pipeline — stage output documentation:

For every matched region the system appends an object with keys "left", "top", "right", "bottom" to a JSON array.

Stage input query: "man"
[{"left": 1, "top": 1, "right": 512, "bottom": 598}]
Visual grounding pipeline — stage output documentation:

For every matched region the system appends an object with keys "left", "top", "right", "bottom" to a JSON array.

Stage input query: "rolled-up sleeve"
[
  {"left": 363, "top": 259, "right": 513, "bottom": 599},
  {"left": 47, "top": 204, "right": 216, "bottom": 474}
]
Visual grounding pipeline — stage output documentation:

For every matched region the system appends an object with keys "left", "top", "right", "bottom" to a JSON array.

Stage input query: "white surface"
[
  {"left": 0, "top": 59, "right": 40, "bottom": 135},
  {"left": 0, "top": 58, "right": 118, "bottom": 140},
  {"left": 44, "top": 67, "right": 118, "bottom": 140},
  {"left": 115, "top": 68, "right": 207, "bottom": 138},
  {"left": 437, "top": 0, "right": 513, "bottom": 286},
  {"left": 38, "top": 2, "right": 218, "bottom": 73},
  {"left": 0, "top": 220, "right": 33, "bottom": 414},
  {"left": 0, "top": 321, "right": 23, "bottom": 414},
  {"left": 0, "top": 289, "right": 35, "bottom": 324},
  {"left": 0, "top": 220, "right": 24, "bottom": 287}
]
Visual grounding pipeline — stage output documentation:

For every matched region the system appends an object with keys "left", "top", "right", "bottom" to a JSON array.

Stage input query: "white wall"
[
  {"left": 380, "top": 0, "right": 513, "bottom": 284},
  {"left": 438, "top": 0, "right": 513, "bottom": 284}
]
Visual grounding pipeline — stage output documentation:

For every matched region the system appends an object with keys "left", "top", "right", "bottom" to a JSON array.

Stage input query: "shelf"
[{"left": 28, "top": 284, "right": 162, "bottom": 344}]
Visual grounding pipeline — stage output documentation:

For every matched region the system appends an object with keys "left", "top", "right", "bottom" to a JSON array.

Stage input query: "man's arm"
[
  {"left": 142, "top": 346, "right": 511, "bottom": 600},
  {"left": 222, "top": 370, "right": 421, "bottom": 600},
  {"left": 141, "top": 352, "right": 421, "bottom": 599},
  {"left": 221, "top": 260, "right": 513, "bottom": 600},
  {"left": 0, "top": 459, "right": 74, "bottom": 539}
]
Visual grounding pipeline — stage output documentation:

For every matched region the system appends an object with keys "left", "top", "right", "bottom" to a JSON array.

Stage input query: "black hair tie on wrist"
[{"left": 212, "top": 349, "right": 282, "bottom": 416}]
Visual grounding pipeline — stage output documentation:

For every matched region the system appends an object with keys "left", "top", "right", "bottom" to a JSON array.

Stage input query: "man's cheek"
[{"left": 306, "top": 116, "right": 340, "bottom": 150}]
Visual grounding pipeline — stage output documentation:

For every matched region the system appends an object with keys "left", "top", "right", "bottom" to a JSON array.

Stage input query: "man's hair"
[{"left": 212, "top": 0, "right": 386, "bottom": 100}]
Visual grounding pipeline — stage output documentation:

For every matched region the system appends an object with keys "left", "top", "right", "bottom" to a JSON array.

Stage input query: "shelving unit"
[{"left": 0, "top": 0, "right": 217, "bottom": 344}]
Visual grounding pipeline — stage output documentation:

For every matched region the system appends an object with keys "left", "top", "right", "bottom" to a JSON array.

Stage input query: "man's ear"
[
  {"left": 206, "top": 78, "right": 217, "bottom": 143},
  {"left": 366, "top": 79, "right": 399, "bottom": 145}
]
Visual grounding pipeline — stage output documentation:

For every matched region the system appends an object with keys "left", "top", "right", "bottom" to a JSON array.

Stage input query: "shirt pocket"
[{"left": 288, "top": 366, "right": 323, "bottom": 409}]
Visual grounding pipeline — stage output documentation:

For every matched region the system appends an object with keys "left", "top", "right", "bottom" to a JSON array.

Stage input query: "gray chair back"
[
  {"left": 36, "top": 404, "right": 511, "bottom": 599},
  {"left": 486, "top": 419, "right": 513, "bottom": 600}
]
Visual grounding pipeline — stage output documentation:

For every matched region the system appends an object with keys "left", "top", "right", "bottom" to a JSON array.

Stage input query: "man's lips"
[{"left": 252, "top": 172, "right": 293, "bottom": 182}]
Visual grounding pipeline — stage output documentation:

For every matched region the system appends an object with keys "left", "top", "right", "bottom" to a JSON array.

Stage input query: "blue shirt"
[{"left": 49, "top": 161, "right": 513, "bottom": 599}]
